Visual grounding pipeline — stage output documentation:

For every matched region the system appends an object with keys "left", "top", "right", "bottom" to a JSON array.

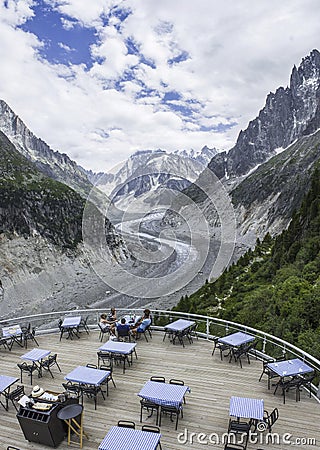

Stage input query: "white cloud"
[
  {"left": 0, "top": 0, "right": 34, "bottom": 26},
  {"left": 60, "top": 17, "right": 76, "bottom": 31},
  {"left": 58, "top": 42, "right": 73, "bottom": 52},
  {"left": 0, "top": 0, "right": 319, "bottom": 172},
  {"left": 90, "top": 31, "right": 139, "bottom": 80}
]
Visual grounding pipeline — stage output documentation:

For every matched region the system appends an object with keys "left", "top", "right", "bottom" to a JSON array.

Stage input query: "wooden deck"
[{"left": 0, "top": 330, "right": 319, "bottom": 450}]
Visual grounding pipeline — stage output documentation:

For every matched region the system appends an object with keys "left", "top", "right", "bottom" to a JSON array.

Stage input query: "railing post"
[
  {"left": 262, "top": 336, "right": 266, "bottom": 353},
  {"left": 206, "top": 319, "right": 210, "bottom": 340},
  {"left": 282, "top": 345, "right": 286, "bottom": 358}
]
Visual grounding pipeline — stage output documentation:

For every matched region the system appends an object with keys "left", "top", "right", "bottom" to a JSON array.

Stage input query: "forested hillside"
[{"left": 174, "top": 166, "right": 320, "bottom": 358}]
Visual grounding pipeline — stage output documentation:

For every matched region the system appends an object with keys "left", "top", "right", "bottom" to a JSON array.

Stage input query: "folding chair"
[
  {"left": 261, "top": 408, "right": 279, "bottom": 432},
  {"left": 100, "top": 363, "right": 117, "bottom": 395},
  {"left": 40, "top": 353, "right": 61, "bottom": 378},
  {"left": 140, "top": 398, "right": 160, "bottom": 424},
  {"left": 259, "top": 356, "right": 285, "bottom": 389},
  {"left": 159, "top": 404, "right": 182, "bottom": 430},
  {"left": 81, "top": 384, "right": 105, "bottom": 410},
  {"left": 98, "top": 323, "right": 110, "bottom": 342},
  {"left": 62, "top": 382, "right": 83, "bottom": 402},
  {"left": 212, "top": 337, "right": 231, "bottom": 360},
  {"left": 21, "top": 323, "right": 39, "bottom": 349},
  {"left": 79, "top": 316, "right": 90, "bottom": 334},
  {"left": 5, "top": 385, "right": 25, "bottom": 411},
  {"left": 17, "top": 362, "right": 39, "bottom": 384},
  {"left": 150, "top": 376, "right": 165, "bottom": 383}
]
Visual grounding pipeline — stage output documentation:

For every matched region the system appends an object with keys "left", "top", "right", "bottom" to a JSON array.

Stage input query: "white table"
[
  {"left": 0, "top": 375, "right": 19, "bottom": 411},
  {"left": 219, "top": 332, "right": 254, "bottom": 347},
  {"left": 121, "top": 314, "right": 140, "bottom": 325},
  {"left": 21, "top": 348, "right": 51, "bottom": 377},
  {"left": 65, "top": 366, "right": 110, "bottom": 409},
  {"left": 218, "top": 332, "right": 255, "bottom": 366},
  {"left": 163, "top": 319, "right": 195, "bottom": 346},
  {"left": 99, "top": 341, "right": 137, "bottom": 355},
  {"left": 60, "top": 316, "right": 82, "bottom": 340},
  {"left": 62, "top": 317, "right": 82, "bottom": 328},
  {"left": 99, "top": 341, "right": 137, "bottom": 373},
  {"left": 21, "top": 348, "right": 51, "bottom": 362},
  {"left": 2, "top": 325, "right": 23, "bottom": 349},
  {"left": 65, "top": 366, "right": 109, "bottom": 386},
  {"left": 229, "top": 396, "right": 264, "bottom": 421},
  {"left": 99, "top": 426, "right": 161, "bottom": 450},
  {"left": 267, "top": 358, "right": 313, "bottom": 378},
  {"left": 138, "top": 380, "right": 190, "bottom": 409}
]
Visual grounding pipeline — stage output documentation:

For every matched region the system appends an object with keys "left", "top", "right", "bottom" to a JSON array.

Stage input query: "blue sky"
[
  {"left": 0, "top": 0, "right": 319, "bottom": 171},
  {"left": 19, "top": 1, "right": 97, "bottom": 66}
]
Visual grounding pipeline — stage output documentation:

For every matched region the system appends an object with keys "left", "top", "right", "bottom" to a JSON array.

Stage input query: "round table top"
[{"left": 57, "top": 403, "right": 83, "bottom": 420}]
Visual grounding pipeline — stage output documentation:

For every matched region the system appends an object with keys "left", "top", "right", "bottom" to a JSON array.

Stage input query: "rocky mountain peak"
[
  {"left": 208, "top": 49, "right": 320, "bottom": 181},
  {"left": 291, "top": 49, "right": 320, "bottom": 84},
  {"left": 0, "top": 100, "right": 92, "bottom": 198}
]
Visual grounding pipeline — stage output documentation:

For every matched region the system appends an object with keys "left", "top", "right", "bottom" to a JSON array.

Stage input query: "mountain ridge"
[
  {"left": 0, "top": 99, "right": 93, "bottom": 198},
  {"left": 169, "top": 49, "right": 320, "bottom": 250},
  {"left": 208, "top": 49, "right": 320, "bottom": 182},
  {"left": 84, "top": 146, "right": 218, "bottom": 208}
]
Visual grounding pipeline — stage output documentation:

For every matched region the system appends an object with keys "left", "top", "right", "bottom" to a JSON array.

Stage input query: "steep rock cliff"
[
  {"left": 0, "top": 100, "right": 93, "bottom": 198},
  {"left": 208, "top": 49, "right": 320, "bottom": 180}
]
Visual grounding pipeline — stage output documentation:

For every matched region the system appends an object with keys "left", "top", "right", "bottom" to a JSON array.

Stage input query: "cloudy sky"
[{"left": 0, "top": 0, "right": 319, "bottom": 172}]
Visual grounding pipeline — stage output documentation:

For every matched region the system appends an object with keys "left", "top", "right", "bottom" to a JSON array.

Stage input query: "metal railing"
[{"left": 1, "top": 308, "right": 319, "bottom": 398}]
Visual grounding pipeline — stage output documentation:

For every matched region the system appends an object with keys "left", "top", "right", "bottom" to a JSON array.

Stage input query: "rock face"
[
  {"left": 0, "top": 234, "right": 109, "bottom": 318},
  {"left": 222, "top": 49, "right": 320, "bottom": 244},
  {"left": 0, "top": 100, "right": 93, "bottom": 198},
  {"left": 208, "top": 49, "right": 320, "bottom": 180},
  {"left": 0, "top": 131, "right": 128, "bottom": 316},
  {"left": 232, "top": 129, "right": 320, "bottom": 241},
  {"left": 0, "top": 129, "right": 126, "bottom": 252}
]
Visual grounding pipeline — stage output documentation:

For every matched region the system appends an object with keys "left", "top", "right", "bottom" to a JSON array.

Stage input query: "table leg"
[
  {"left": 37, "top": 361, "right": 43, "bottom": 378},
  {"left": 0, "top": 396, "right": 7, "bottom": 411},
  {"left": 13, "top": 335, "right": 23, "bottom": 348},
  {"left": 67, "top": 329, "right": 73, "bottom": 340}
]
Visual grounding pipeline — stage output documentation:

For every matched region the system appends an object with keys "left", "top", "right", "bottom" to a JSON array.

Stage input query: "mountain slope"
[
  {"left": 174, "top": 165, "right": 320, "bottom": 358},
  {"left": 232, "top": 128, "right": 320, "bottom": 240},
  {"left": 0, "top": 130, "right": 128, "bottom": 317},
  {"left": 0, "top": 130, "right": 126, "bottom": 253},
  {"left": 0, "top": 100, "right": 93, "bottom": 198},
  {"left": 166, "top": 49, "right": 320, "bottom": 249},
  {"left": 0, "top": 130, "right": 83, "bottom": 248}
]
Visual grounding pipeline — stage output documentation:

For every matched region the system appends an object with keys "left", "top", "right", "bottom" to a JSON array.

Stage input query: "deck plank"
[{"left": 0, "top": 330, "right": 319, "bottom": 449}]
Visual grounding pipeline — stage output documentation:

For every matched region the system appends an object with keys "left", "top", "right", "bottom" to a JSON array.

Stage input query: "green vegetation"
[
  {"left": 174, "top": 166, "right": 320, "bottom": 358},
  {"left": 0, "top": 131, "right": 84, "bottom": 248}
]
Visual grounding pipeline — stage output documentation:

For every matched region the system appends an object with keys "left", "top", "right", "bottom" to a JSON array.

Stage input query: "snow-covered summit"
[{"left": 86, "top": 146, "right": 218, "bottom": 208}]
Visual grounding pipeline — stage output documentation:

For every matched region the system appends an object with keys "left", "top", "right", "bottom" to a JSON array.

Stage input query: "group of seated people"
[{"left": 99, "top": 307, "right": 151, "bottom": 339}]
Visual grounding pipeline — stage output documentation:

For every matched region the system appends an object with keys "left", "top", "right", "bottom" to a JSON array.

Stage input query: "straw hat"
[{"left": 31, "top": 385, "right": 44, "bottom": 398}]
